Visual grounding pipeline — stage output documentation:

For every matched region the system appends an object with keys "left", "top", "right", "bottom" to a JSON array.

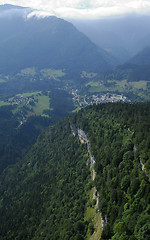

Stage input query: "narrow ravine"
[
  {"left": 71, "top": 125, "right": 102, "bottom": 239},
  {"left": 140, "top": 158, "right": 150, "bottom": 182},
  {"left": 72, "top": 127, "right": 100, "bottom": 205},
  {"left": 134, "top": 145, "right": 150, "bottom": 182}
]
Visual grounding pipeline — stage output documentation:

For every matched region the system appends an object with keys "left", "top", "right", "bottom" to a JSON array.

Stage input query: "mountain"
[
  {"left": 0, "top": 4, "right": 115, "bottom": 75},
  {"left": 0, "top": 4, "right": 29, "bottom": 12},
  {"left": 0, "top": 102, "right": 150, "bottom": 239},
  {"left": 120, "top": 46, "right": 150, "bottom": 81},
  {"left": 69, "top": 14, "right": 150, "bottom": 64},
  {"left": 98, "top": 44, "right": 150, "bottom": 83},
  {"left": 129, "top": 46, "right": 150, "bottom": 65}
]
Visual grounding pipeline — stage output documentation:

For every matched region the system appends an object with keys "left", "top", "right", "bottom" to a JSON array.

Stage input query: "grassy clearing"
[
  {"left": 8, "top": 92, "right": 41, "bottom": 102},
  {"left": 86, "top": 79, "right": 149, "bottom": 98},
  {"left": 16, "top": 92, "right": 41, "bottom": 97},
  {"left": 33, "top": 95, "right": 50, "bottom": 115},
  {"left": 129, "top": 81, "right": 147, "bottom": 90},
  {"left": 90, "top": 212, "right": 102, "bottom": 240},
  {"left": 87, "top": 80, "right": 120, "bottom": 93},
  {"left": 12, "top": 104, "right": 23, "bottom": 114},
  {"left": 116, "top": 80, "right": 147, "bottom": 90},
  {"left": 40, "top": 68, "right": 65, "bottom": 80},
  {"left": 86, "top": 81, "right": 101, "bottom": 87},
  {"left": 0, "top": 79, "right": 6, "bottom": 83},
  {"left": 89, "top": 86, "right": 108, "bottom": 93},
  {"left": 115, "top": 79, "right": 128, "bottom": 88},
  {"left": 85, "top": 187, "right": 102, "bottom": 240},
  {"left": 0, "top": 101, "right": 10, "bottom": 106},
  {"left": 5, "top": 91, "right": 50, "bottom": 117},
  {"left": 19, "top": 67, "right": 36, "bottom": 76},
  {"left": 85, "top": 166, "right": 102, "bottom": 240}
]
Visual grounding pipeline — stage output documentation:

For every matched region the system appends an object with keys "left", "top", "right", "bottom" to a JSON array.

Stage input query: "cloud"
[{"left": 1, "top": 0, "right": 150, "bottom": 19}]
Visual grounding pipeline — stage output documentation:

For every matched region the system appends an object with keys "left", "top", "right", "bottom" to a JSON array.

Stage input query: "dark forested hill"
[
  {"left": 0, "top": 105, "right": 52, "bottom": 175},
  {"left": 99, "top": 57, "right": 150, "bottom": 83},
  {"left": 0, "top": 4, "right": 114, "bottom": 74},
  {"left": 116, "top": 45, "right": 150, "bottom": 82},
  {"left": 0, "top": 118, "right": 90, "bottom": 240},
  {"left": 129, "top": 46, "right": 150, "bottom": 65},
  {"left": 0, "top": 102, "right": 149, "bottom": 239}
]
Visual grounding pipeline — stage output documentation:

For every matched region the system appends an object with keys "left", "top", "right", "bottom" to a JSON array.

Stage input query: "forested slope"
[
  {"left": 72, "top": 102, "right": 150, "bottom": 239},
  {"left": 0, "top": 105, "right": 52, "bottom": 174},
  {"left": 0, "top": 102, "right": 150, "bottom": 239},
  {"left": 0, "top": 119, "right": 90, "bottom": 240}
]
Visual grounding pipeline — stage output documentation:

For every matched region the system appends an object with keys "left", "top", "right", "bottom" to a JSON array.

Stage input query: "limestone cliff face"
[{"left": 71, "top": 124, "right": 102, "bottom": 239}]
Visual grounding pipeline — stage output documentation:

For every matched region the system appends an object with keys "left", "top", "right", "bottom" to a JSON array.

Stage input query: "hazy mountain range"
[
  {"left": 0, "top": 4, "right": 116, "bottom": 75},
  {"left": 70, "top": 15, "right": 150, "bottom": 64},
  {"left": 0, "top": 4, "right": 150, "bottom": 76},
  {"left": 0, "top": 4, "right": 150, "bottom": 80}
]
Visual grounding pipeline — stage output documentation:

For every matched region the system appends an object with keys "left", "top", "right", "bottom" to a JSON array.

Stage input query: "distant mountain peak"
[{"left": 0, "top": 12, "right": 115, "bottom": 74}]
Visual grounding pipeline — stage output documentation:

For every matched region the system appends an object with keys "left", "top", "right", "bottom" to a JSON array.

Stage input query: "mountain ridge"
[
  {"left": 69, "top": 14, "right": 150, "bottom": 64},
  {"left": 0, "top": 4, "right": 115, "bottom": 74},
  {"left": 129, "top": 46, "right": 150, "bottom": 65}
]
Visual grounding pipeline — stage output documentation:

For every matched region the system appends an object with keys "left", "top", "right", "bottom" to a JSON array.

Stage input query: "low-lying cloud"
[{"left": 1, "top": 0, "right": 150, "bottom": 19}]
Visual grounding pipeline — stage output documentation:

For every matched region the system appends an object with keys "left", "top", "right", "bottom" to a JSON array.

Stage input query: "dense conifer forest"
[
  {"left": 72, "top": 102, "right": 150, "bottom": 239},
  {"left": 0, "top": 102, "right": 150, "bottom": 239}
]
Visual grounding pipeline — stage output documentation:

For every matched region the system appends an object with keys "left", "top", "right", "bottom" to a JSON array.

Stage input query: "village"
[
  {"left": 7, "top": 95, "right": 32, "bottom": 105},
  {"left": 5, "top": 93, "right": 41, "bottom": 106},
  {"left": 72, "top": 89, "right": 129, "bottom": 108}
]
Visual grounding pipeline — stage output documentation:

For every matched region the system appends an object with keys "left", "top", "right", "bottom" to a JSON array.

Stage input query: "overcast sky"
[{"left": 1, "top": 0, "right": 150, "bottom": 19}]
